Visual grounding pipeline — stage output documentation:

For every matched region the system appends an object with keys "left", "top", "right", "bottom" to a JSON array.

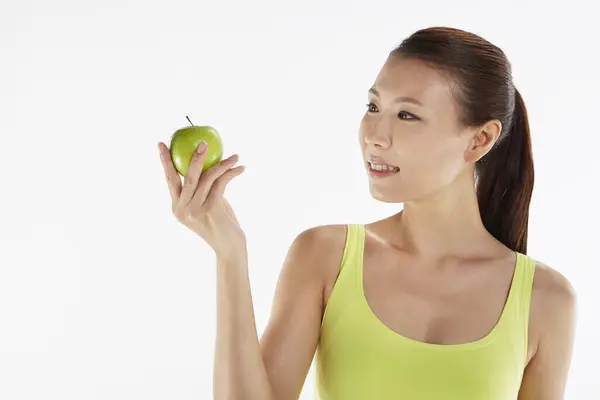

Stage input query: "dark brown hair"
[{"left": 391, "top": 27, "right": 534, "bottom": 254}]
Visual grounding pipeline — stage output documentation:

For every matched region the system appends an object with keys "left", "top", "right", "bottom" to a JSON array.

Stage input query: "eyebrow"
[{"left": 368, "top": 87, "right": 424, "bottom": 107}]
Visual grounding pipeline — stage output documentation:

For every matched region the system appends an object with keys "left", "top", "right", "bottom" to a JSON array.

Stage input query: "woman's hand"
[{"left": 158, "top": 141, "right": 247, "bottom": 257}]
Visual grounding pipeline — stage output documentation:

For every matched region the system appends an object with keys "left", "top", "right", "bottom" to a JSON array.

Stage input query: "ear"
[{"left": 464, "top": 119, "right": 502, "bottom": 163}]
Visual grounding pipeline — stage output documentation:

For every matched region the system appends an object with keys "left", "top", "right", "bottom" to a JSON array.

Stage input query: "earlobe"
[{"left": 464, "top": 145, "right": 486, "bottom": 164}]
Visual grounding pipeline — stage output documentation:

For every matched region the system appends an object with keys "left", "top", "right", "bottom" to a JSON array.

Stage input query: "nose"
[{"left": 363, "top": 118, "right": 392, "bottom": 149}]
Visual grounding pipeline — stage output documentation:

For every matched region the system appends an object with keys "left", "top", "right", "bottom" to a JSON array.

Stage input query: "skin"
[{"left": 259, "top": 55, "right": 576, "bottom": 399}]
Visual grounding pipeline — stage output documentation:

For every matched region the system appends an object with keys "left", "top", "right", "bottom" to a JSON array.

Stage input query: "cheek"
[{"left": 401, "top": 139, "right": 465, "bottom": 187}]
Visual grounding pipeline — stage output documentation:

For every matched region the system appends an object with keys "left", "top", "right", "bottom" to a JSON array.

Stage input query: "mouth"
[
  {"left": 367, "top": 161, "right": 400, "bottom": 178},
  {"left": 368, "top": 161, "right": 400, "bottom": 172}
]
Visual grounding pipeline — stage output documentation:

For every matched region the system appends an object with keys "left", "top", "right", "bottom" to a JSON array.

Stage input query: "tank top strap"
[
  {"left": 339, "top": 224, "right": 366, "bottom": 273},
  {"left": 513, "top": 252, "right": 537, "bottom": 330}
]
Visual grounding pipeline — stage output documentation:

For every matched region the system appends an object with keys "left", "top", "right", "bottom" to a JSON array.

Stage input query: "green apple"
[{"left": 169, "top": 116, "right": 223, "bottom": 176}]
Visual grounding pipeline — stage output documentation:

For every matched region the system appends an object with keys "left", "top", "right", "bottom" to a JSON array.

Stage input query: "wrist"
[{"left": 215, "top": 244, "right": 248, "bottom": 266}]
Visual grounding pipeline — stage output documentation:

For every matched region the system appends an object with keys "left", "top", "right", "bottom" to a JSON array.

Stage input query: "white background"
[{"left": 1, "top": 0, "right": 598, "bottom": 399}]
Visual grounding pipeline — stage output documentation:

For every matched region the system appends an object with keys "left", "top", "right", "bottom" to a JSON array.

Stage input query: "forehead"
[{"left": 371, "top": 56, "right": 456, "bottom": 109}]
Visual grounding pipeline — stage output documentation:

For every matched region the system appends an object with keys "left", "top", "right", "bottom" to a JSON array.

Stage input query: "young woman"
[{"left": 158, "top": 26, "right": 577, "bottom": 400}]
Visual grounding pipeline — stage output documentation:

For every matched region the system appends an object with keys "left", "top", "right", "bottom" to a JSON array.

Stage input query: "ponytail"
[{"left": 475, "top": 88, "right": 535, "bottom": 254}]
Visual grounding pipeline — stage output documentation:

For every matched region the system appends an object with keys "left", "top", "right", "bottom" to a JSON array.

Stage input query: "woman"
[{"left": 158, "top": 26, "right": 576, "bottom": 400}]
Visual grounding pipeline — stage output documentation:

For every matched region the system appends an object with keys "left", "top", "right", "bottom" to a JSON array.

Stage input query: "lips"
[{"left": 367, "top": 156, "right": 399, "bottom": 169}]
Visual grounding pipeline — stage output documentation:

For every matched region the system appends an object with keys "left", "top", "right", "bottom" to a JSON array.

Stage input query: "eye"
[
  {"left": 398, "top": 111, "right": 418, "bottom": 121},
  {"left": 365, "top": 103, "right": 419, "bottom": 121},
  {"left": 365, "top": 102, "right": 378, "bottom": 113}
]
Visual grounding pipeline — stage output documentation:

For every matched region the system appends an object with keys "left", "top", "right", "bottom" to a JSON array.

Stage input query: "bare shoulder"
[
  {"left": 282, "top": 224, "right": 347, "bottom": 288},
  {"left": 529, "top": 258, "right": 577, "bottom": 347},
  {"left": 293, "top": 224, "right": 348, "bottom": 249},
  {"left": 288, "top": 224, "right": 348, "bottom": 273},
  {"left": 531, "top": 259, "right": 577, "bottom": 309},
  {"left": 284, "top": 224, "right": 349, "bottom": 301}
]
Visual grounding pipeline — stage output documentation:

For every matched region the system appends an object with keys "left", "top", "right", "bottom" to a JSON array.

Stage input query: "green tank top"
[{"left": 315, "top": 224, "right": 535, "bottom": 400}]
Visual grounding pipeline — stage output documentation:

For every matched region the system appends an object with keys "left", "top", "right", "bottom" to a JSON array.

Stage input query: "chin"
[{"left": 369, "top": 187, "right": 406, "bottom": 204}]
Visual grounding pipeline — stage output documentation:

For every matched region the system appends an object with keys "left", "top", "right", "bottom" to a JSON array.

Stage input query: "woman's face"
[{"left": 359, "top": 55, "right": 494, "bottom": 204}]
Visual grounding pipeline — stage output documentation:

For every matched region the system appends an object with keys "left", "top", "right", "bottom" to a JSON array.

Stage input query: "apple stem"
[{"left": 186, "top": 116, "right": 194, "bottom": 126}]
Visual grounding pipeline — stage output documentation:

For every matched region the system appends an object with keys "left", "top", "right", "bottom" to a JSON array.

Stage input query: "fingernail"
[{"left": 197, "top": 141, "right": 208, "bottom": 153}]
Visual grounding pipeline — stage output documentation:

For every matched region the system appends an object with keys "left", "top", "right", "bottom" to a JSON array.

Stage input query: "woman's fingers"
[
  {"left": 179, "top": 141, "right": 209, "bottom": 207},
  {"left": 158, "top": 142, "right": 182, "bottom": 206},
  {"left": 204, "top": 165, "right": 246, "bottom": 207},
  {"left": 193, "top": 154, "right": 240, "bottom": 206}
]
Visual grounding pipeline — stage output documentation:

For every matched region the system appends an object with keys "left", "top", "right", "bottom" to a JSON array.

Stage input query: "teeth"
[{"left": 370, "top": 163, "right": 399, "bottom": 172}]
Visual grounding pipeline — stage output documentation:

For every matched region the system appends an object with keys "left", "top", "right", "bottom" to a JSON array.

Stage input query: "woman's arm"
[
  {"left": 214, "top": 225, "right": 344, "bottom": 400},
  {"left": 213, "top": 251, "right": 274, "bottom": 399}
]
